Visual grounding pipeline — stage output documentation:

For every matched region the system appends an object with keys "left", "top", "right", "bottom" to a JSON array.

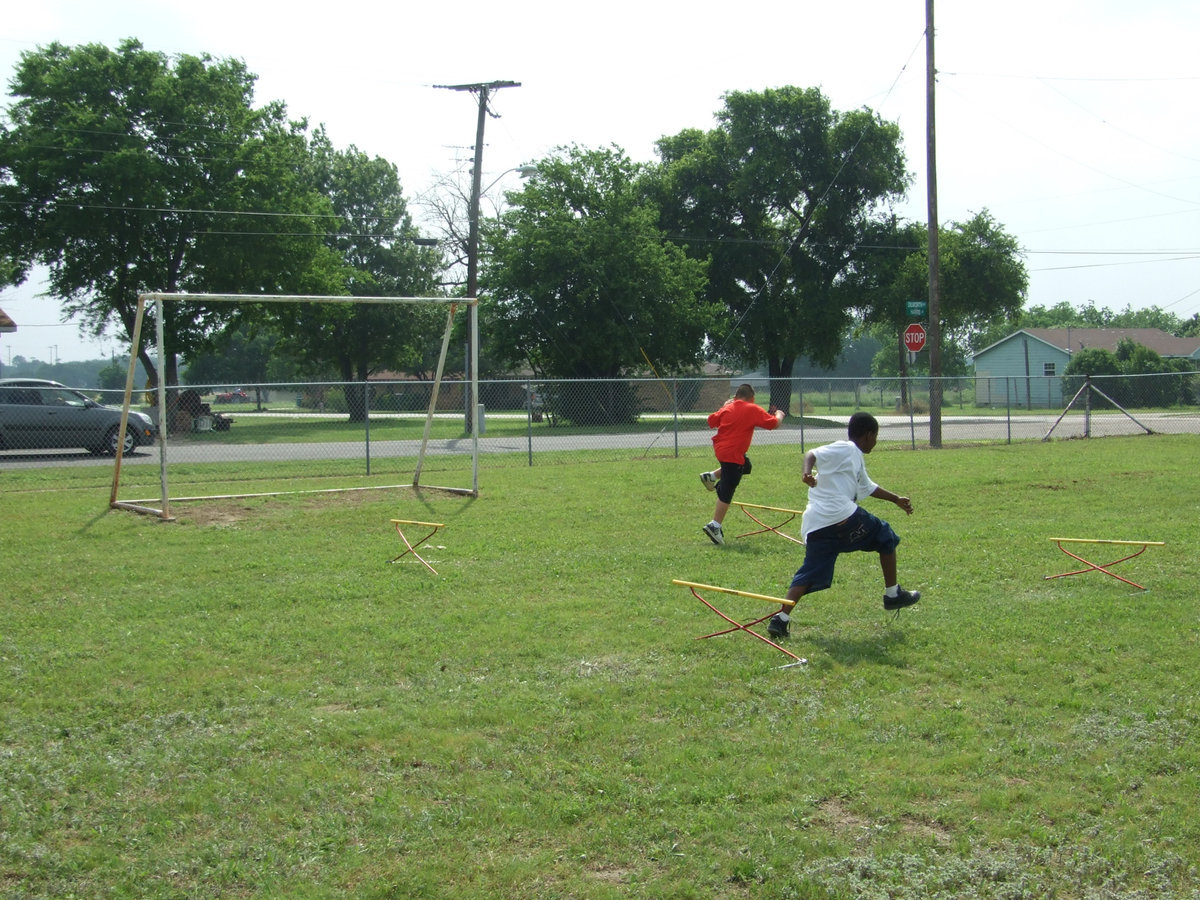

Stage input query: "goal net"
[{"left": 109, "top": 292, "right": 480, "bottom": 519}]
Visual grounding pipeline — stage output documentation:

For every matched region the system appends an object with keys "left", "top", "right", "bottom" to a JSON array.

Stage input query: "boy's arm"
[
  {"left": 801, "top": 450, "right": 818, "bottom": 487},
  {"left": 870, "top": 485, "right": 914, "bottom": 515},
  {"left": 759, "top": 405, "right": 785, "bottom": 429}
]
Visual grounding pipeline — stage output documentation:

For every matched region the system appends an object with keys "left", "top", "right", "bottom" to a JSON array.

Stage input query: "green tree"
[
  {"left": 1063, "top": 346, "right": 1125, "bottom": 407},
  {"left": 96, "top": 361, "right": 127, "bottom": 392},
  {"left": 0, "top": 39, "right": 328, "bottom": 389},
  {"left": 481, "top": 146, "right": 714, "bottom": 424},
  {"left": 654, "top": 86, "right": 909, "bottom": 411},
  {"left": 262, "top": 130, "right": 444, "bottom": 420},
  {"left": 185, "top": 326, "right": 276, "bottom": 387},
  {"left": 1027, "top": 300, "right": 1109, "bottom": 329},
  {"left": 854, "top": 211, "right": 1027, "bottom": 381}
]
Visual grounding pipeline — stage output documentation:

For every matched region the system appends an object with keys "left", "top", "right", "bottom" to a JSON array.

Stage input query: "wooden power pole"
[
  {"left": 434, "top": 80, "right": 520, "bottom": 432},
  {"left": 926, "top": 0, "right": 943, "bottom": 448}
]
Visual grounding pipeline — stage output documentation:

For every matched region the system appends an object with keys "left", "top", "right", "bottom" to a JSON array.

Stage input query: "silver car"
[{"left": 0, "top": 378, "right": 157, "bottom": 455}]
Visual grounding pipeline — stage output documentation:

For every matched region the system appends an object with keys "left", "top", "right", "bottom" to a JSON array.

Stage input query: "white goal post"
[{"left": 109, "top": 292, "right": 480, "bottom": 519}]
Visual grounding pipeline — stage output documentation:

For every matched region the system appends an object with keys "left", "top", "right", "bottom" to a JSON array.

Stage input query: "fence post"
[
  {"left": 1006, "top": 377, "right": 1012, "bottom": 443},
  {"left": 363, "top": 380, "right": 371, "bottom": 475},
  {"left": 907, "top": 376, "right": 916, "bottom": 449},
  {"left": 1084, "top": 375, "right": 1092, "bottom": 438},
  {"left": 526, "top": 377, "right": 534, "bottom": 467},
  {"left": 672, "top": 378, "right": 679, "bottom": 458},
  {"left": 798, "top": 381, "right": 806, "bottom": 452}
]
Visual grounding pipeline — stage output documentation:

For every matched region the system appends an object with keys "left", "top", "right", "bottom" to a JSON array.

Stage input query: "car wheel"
[{"left": 104, "top": 425, "right": 137, "bottom": 455}]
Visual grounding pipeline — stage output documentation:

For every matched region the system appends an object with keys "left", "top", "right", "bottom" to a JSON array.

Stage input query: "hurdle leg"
[
  {"left": 697, "top": 611, "right": 777, "bottom": 640},
  {"left": 1046, "top": 542, "right": 1150, "bottom": 590},
  {"left": 389, "top": 521, "right": 443, "bottom": 574},
  {"left": 733, "top": 507, "right": 804, "bottom": 545},
  {"left": 687, "top": 585, "right": 805, "bottom": 664}
]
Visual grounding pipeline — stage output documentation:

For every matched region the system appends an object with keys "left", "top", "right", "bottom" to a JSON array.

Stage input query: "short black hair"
[{"left": 847, "top": 411, "right": 879, "bottom": 440}]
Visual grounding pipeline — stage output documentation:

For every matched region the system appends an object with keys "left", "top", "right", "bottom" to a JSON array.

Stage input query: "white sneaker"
[
  {"left": 700, "top": 471, "right": 718, "bottom": 491},
  {"left": 702, "top": 522, "right": 724, "bottom": 545}
]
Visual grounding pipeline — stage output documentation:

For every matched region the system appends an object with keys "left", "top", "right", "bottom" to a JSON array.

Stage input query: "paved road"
[{"left": 2, "top": 411, "right": 1195, "bottom": 471}]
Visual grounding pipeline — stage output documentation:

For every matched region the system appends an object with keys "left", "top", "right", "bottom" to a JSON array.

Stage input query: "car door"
[
  {"left": 35, "top": 386, "right": 101, "bottom": 449},
  {"left": 0, "top": 386, "right": 54, "bottom": 448}
]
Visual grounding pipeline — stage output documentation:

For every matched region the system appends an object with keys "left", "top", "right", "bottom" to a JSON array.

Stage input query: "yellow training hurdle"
[
  {"left": 389, "top": 519, "right": 446, "bottom": 574},
  {"left": 731, "top": 501, "right": 805, "bottom": 545},
  {"left": 1045, "top": 538, "right": 1165, "bottom": 591},
  {"left": 672, "top": 579, "right": 806, "bottom": 667}
]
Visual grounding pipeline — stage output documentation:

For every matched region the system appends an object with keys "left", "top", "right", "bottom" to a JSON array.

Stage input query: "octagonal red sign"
[{"left": 904, "top": 323, "right": 927, "bottom": 352}]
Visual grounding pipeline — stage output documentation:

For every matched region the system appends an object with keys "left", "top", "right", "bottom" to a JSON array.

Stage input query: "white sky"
[{"left": 2, "top": 0, "right": 1198, "bottom": 362}]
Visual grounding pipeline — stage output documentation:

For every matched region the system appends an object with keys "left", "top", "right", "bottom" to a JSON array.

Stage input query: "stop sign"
[{"left": 904, "top": 323, "right": 927, "bottom": 352}]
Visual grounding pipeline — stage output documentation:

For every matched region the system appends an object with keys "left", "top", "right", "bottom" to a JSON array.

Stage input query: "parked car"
[
  {"left": 213, "top": 389, "right": 248, "bottom": 403},
  {"left": 0, "top": 378, "right": 157, "bottom": 455}
]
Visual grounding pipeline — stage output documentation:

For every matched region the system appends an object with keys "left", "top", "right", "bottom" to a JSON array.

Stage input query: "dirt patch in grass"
[
  {"left": 817, "top": 798, "right": 953, "bottom": 846},
  {"left": 179, "top": 503, "right": 259, "bottom": 527},
  {"left": 171, "top": 484, "right": 459, "bottom": 527}
]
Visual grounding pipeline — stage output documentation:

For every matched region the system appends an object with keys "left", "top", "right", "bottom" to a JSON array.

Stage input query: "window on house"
[{"left": 1043, "top": 362, "right": 1056, "bottom": 376}]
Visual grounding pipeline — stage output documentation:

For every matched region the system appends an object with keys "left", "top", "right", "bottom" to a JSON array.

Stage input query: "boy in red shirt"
[{"left": 700, "top": 383, "right": 784, "bottom": 544}]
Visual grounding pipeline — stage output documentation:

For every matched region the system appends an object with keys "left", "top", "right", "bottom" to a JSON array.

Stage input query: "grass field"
[{"left": 2, "top": 434, "right": 1198, "bottom": 898}]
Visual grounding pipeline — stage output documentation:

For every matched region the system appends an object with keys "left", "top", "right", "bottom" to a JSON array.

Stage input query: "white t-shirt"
[{"left": 800, "top": 440, "right": 878, "bottom": 542}]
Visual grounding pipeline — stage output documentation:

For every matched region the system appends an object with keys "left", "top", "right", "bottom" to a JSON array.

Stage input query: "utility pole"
[
  {"left": 926, "top": 0, "right": 943, "bottom": 448},
  {"left": 434, "top": 80, "right": 520, "bottom": 433}
]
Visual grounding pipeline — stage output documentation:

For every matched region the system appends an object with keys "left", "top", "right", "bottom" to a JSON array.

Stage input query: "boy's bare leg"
[
  {"left": 712, "top": 498, "right": 730, "bottom": 525},
  {"left": 781, "top": 582, "right": 808, "bottom": 615},
  {"left": 880, "top": 551, "right": 898, "bottom": 588}
]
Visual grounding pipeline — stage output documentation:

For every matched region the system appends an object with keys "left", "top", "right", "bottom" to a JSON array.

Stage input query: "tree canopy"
[
  {"left": 653, "top": 86, "right": 910, "bottom": 410},
  {"left": 481, "top": 146, "right": 714, "bottom": 422},
  {"left": 0, "top": 39, "right": 330, "bottom": 387},
  {"left": 260, "top": 130, "right": 445, "bottom": 409},
  {"left": 851, "top": 211, "right": 1028, "bottom": 377}
]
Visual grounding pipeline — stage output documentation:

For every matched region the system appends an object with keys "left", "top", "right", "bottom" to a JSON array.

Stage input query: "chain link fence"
[{"left": 2, "top": 374, "right": 1198, "bottom": 494}]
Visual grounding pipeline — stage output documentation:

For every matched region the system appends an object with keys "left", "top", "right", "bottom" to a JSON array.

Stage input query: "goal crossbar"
[
  {"left": 110, "top": 292, "right": 479, "bottom": 519},
  {"left": 138, "top": 292, "right": 472, "bottom": 306}
]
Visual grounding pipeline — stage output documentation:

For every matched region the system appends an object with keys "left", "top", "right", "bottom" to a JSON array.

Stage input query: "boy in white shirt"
[{"left": 768, "top": 411, "right": 920, "bottom": 638}]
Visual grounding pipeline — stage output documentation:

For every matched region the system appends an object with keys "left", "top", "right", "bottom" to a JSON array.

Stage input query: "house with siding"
[{"left": 972, "top": 328, "right": 1200, "bottom": 408}]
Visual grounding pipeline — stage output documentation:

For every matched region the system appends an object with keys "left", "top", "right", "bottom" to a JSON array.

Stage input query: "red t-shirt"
[{"left": 708, "top": 399, "right": 779, "bottom": 464}]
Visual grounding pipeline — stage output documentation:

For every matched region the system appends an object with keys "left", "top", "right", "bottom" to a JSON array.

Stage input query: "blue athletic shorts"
[{"left": 788, "top": 506, "right": 900, "bottom": 595}]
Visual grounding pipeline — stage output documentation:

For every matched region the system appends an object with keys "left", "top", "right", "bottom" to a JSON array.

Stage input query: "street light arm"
[{"left": 479, "top": 165, "right": 538, "bottom": 198}]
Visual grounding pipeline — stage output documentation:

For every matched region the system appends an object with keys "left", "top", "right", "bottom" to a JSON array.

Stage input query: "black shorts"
[{"left": 715, "top": 455, "right": 751, "bottom": 504}]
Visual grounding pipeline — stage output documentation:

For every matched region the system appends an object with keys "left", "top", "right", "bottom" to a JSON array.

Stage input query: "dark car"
[{"left": 0, "top": 378, "right": 157, "bottom": 455}]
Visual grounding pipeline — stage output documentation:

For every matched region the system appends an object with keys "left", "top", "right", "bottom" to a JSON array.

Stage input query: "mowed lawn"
[{"left": 2, "top": 434, "right": 1197, "bottom": 898}]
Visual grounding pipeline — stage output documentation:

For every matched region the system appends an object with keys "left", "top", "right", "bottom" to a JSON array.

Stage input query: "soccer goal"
[{"left": 109, "top": 292, "right": 480, "bottom": 519}]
